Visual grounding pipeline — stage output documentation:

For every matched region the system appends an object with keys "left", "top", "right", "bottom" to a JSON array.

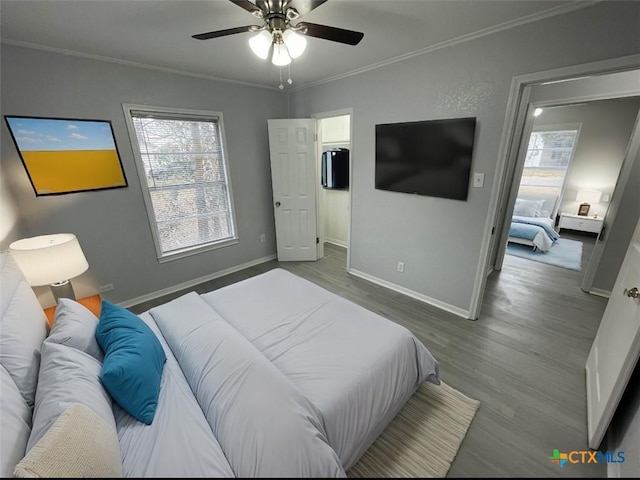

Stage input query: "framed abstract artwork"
[{"left": 4, "top": 115, "right": 128, "bottom": 196}]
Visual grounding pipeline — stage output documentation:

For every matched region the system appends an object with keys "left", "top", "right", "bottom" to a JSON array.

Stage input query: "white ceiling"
[{"left": 1, "top": 0, "right": 584, "bottom": 90}]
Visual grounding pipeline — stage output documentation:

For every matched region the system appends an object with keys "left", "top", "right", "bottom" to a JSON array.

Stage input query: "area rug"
[
  {"left": 506, "top": 237, "right": 583, "bottom": 271},
  {"left": 348, "top": 381, "right": 480, "bottom": 478}
]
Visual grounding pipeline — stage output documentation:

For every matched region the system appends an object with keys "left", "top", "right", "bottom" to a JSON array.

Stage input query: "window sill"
[{"left": 157, "top": 237, "right": 239, "bottom": 264}]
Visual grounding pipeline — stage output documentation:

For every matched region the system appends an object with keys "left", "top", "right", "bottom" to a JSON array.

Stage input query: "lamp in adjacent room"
[
  {"left": 9, "top": 233, "right": 89, "bottom": 303},
  {"left": 576, "top": 189, "right": 602, "bottom": 216}
]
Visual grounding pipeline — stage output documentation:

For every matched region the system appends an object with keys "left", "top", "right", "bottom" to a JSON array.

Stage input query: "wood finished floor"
[{"left": 131, "top": 233, "right": 607, "bottom": 477}]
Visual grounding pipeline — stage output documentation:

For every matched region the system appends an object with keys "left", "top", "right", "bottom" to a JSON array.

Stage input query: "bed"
[
  {"left": 0, "top": 252, "right": 440, "bottom": 478},
  {"left": 508, "top": 194, "right": 560, "bottom": 252}
]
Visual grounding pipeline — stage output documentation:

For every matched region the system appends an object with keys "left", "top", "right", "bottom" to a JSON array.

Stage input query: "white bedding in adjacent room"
[{"left": 509, "top": 216, "right": 556, "bottom": 252}]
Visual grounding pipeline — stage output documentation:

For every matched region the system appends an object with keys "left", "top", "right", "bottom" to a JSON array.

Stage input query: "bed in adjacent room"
[
  {"left": 508, "top": 194, "right": 560, "bottom": 252},
  {"left": 1, "top": 253, "right": 440, "bottom": 478}
]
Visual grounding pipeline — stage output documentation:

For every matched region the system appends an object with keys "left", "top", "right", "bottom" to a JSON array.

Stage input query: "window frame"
[
  {"left": 520, "top": 122, "right": 582, "bottom": 201},
  {"left": 122, "top": 104, "right": 239, "bottom": 263}
]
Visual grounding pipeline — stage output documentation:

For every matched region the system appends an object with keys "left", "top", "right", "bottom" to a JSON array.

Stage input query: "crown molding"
[
  {"left": 0, "top": 38, "right": 283, "bottom": 92},
  {"left": 288, "top": 0, "right": 600, "bottom": 93}
]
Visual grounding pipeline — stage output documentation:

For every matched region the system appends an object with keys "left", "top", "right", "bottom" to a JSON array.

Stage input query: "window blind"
[
  {"left": 129, "top": 112, "right": 236, "bottom": 257},
  {"left": 520, "top": 129, "right": 578, "bottom": 198}
]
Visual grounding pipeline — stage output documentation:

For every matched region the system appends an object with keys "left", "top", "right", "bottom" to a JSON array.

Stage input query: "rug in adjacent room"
[
  {"left": 506, "top": 237, "right": 583, "bottom": 271},
  {"left": 348, "top": 381, "right": 480, "bottom": 478}
]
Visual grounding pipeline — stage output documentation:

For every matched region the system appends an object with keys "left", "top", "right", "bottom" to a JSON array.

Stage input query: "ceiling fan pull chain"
[
  {"left": 278, "top": 67, "right": 284, "bottom": 90},
  {"left": 287, "top": 64, "right": 293, "bottom": 85}
]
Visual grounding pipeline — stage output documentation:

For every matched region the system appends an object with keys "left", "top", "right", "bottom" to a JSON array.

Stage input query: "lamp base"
[{"left": 50, "top": 280, "right": 76, "bottom": 303}]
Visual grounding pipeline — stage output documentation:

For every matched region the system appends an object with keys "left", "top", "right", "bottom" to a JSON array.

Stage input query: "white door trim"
[{"left": 469, "top": 53, "right": 640, "bottom": 320}]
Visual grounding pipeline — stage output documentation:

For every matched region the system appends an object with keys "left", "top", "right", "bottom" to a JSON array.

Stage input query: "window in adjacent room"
[
  {"left": 518, "top": 125, "right": 580, "bottom": 199},
  {"left": 124, "top": 105, "right": 238, "bottom": 262}
]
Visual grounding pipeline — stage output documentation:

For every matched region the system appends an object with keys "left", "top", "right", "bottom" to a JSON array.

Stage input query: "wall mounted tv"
[{"left": 375, "top": 117, "right": 477, "bottom": 201}]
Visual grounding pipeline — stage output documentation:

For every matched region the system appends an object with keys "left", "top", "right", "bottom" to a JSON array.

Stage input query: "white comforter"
[
  {"left": 201, "top": 268, "right": 440, "bottom": 469},
  {"left": 150, "top": 292, "right": 345, "bottom": 478},
  {"left": 114, "top": 268, "right": 440, "bottom": 476}
]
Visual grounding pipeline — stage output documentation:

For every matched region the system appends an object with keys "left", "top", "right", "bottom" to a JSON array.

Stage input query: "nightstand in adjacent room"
[
  {"left": 44, "top": 294, "right": 102, "bottom": 327},
  {"left": 558, "top": 212, "right": 604, "bottom": 235}
]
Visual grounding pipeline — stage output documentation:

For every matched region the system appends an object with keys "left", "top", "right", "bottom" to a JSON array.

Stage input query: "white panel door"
[
  {"left": 267, "top": 119, "right": 318, "bottom": 261},
  {"left": 586, "top": 217, "right": 640, "bottom": 449}
]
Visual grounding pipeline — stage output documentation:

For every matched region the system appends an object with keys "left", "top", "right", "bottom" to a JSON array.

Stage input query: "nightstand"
[
  {"left": 558, "top": 212, "right": 604, "bottom": 235},
  {"left": 44, "top": 294, "right": 102, "bottom": 327}
]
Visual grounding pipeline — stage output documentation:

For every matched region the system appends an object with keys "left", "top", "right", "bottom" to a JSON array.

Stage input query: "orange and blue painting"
[{"left": 4, "top": 116, "right": 127, "bottom": 195}]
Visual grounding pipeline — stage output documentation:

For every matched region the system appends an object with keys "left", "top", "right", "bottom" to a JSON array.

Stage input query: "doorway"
[
  {"left": 314, "top": 109, "right": 352, "bottom": 268},
  {"left": 499, "top": 97, "right": 640, "bottom": 288},
  {"left": 468, "top": 63, "right": 640, "bottom": 320}
]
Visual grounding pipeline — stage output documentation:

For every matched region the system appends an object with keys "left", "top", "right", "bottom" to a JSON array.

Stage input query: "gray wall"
[
  {"left": 593, "top": 135, "right": 640, "bottom": 293},
  {"left": 1, "top": 45, "right": 286, "bottom": 306},
  {"left": 531, "top": 97, "right": 640, "bottom": 218},
  {"left": 288, "top": 0, "right": 640, "bottom": 314}
]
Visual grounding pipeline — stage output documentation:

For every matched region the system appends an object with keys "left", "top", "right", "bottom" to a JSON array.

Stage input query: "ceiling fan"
[{"left": 192, "top": 0, "right": 364, "bottom": 69}]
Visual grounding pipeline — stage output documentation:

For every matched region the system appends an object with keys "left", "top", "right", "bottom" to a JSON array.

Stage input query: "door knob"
[
  {"left": 624, "top": 287, "right": 639, "bottom": 299},
  {"left": 275, "top": 201, "right": 281, "bottom": 208}
]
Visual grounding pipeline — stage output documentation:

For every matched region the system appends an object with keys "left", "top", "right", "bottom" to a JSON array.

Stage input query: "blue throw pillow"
[{"left": 95, "top": 301, "right": 166, "bottom": 425}]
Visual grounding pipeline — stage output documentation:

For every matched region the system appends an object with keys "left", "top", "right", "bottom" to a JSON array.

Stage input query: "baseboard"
[
  {"left": 325, "top": 237, "right": 348, "bottom": 248},
  {"left": 348, "top": 268, "right": 470, "bottom": 319},
  {"left": 120, "top": 254, "right": 277, "bottom": 308},
  {"left": 589, "top": 288, "right": 611, "bottom": 299}
]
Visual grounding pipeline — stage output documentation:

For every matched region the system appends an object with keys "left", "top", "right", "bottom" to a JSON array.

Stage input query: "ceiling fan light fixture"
[
  {"left": 249, "top": 30, "right": 272, "bottom": 59},
  {"left": 271, "top": 42, "right": 291, "bottom": 66},
  {"left": 282, "top": 29, "right": 306, "bottom": 58}
]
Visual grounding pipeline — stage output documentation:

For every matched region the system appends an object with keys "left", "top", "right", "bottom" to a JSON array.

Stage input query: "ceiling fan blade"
[
  {"left": 297, "top": 22, "right": 364, "bottom": 46},
  {"left": 285, "top": 0, "right": 328, "bottom": 16},
  {"left": 192, "top": 25, "right": 259, "bottom": 40},
  {"left": 229, "top": 0, "right": 263, "bottom": 16}
]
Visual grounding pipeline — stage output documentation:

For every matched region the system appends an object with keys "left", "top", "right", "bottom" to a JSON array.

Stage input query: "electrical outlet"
[
  {"left": 397, "top": 262, "right": 404, "bottom": 273},
  {"left": 260, "top": 234, "right": 266, "bottom": 243},
  {"left": 99, "top": 283, "right": 114, "bottom": 293}
]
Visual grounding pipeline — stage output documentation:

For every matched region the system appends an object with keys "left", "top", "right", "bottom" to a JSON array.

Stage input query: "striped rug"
[{"left": 348, "top": 382, "right": 480, "bottom": 478}]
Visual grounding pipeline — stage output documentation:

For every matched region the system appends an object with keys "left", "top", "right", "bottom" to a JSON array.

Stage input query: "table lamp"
[
  {"left": 9, "top": 233, "right": 89, "bottom": 303},
  {"left": 576, "top": 189, "right": 602, "bottom": 216}
]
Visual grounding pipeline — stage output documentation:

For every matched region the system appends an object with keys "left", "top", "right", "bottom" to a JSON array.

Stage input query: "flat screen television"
[{"left": 375, "top": 117, "right": 476, "bottom": 201}]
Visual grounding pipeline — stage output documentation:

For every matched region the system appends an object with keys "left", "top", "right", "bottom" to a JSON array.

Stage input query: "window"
[
  {"left": 518, "top": 127, "right": 579, "bottom": 198},
  {"left": 124, "top": 105, "right": 238, "bottom": 261}
]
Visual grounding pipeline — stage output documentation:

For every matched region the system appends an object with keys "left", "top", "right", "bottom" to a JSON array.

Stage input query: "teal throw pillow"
[{"left": 95, "top": 301, "right": 166, "bottom": 425}]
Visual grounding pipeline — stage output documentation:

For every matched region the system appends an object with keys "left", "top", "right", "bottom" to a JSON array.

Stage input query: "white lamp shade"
[
  {"left": 576, "top": 189, "right": 602, "bottom": 204},
  {"left": 282, "top": 29, "right": 306, "bottom": 58},
  {"left": 271, "top": 42, "right": 291, "bottom": 66},
  {"left": 9, "top": 233, "right": 89, "bottom": 286},
  {"left": 249, "top": 30, "right": 272, "bottom": 60}
]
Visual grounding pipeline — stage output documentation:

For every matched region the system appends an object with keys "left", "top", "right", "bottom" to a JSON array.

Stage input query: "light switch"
[{"left": 472, "top": 173, "right": 485, "bottom": 188}]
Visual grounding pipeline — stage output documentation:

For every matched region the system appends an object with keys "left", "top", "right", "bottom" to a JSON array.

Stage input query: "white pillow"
[
  {"left": 46, "top": 298, "right": 103, "bottom": 361},
  {"left": 28, "top": 342, "right": 116, "bottom": 451},
  {"left": 14, "top": 403, "right": 122, "bottom": 478},
  {"left": 0, "top": 364, "right": 32, "bottom": 478},
  {"left": 513, "top": 199, "right": 544, "bottom": 218},
  {"left": 0, "top": 253, "right": 48, "bottom": 408}
]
